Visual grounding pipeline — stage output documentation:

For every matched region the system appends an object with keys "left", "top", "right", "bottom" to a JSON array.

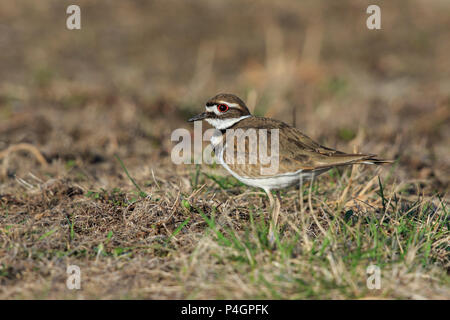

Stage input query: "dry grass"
[{"left": 0, "top": 0, "right": 449, "bottom": 299}]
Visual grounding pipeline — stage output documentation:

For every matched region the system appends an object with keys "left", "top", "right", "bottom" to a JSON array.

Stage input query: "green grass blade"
[
  {"left": 167, "top": 218, "right": 190, "bottom": 243},
  {"left": 39, "top": 228, "right": 58, "bottom": 241},
  {"left": 115, "top": 154, "right": 148, "bottom": 198}
]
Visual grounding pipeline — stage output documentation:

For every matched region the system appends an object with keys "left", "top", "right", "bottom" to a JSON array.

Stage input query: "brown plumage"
[{"left": 223, "top": 116, "right": 390, "bottom": 179}]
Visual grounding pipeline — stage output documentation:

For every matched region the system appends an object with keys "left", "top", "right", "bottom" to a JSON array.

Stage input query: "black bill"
[{"left": 188, "top": 112, "right": 209, "bottom": 122}]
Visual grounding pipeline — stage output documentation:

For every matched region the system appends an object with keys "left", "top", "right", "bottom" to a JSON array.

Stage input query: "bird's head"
[{"left": 188, "top": 93, "right": 251, "bottom": 130}]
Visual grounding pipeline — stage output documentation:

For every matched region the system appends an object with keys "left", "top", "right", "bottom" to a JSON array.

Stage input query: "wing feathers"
[{"left": 221, "top": 117, "right": 392, "bottom": 178}]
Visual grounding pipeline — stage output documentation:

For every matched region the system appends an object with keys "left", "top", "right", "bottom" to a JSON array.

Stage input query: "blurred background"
[{"left": 0, "top": 0, "right": 448, "bottom": 195}]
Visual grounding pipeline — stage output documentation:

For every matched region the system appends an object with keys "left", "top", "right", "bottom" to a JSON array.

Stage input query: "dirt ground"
[{"left": 0, "top": 0, "right": 449, "bottom": 299}]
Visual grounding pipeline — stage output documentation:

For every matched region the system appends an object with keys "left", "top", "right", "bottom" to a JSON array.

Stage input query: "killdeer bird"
[{"left": 188, "top": 93, "right": 391, "bottom": 242}]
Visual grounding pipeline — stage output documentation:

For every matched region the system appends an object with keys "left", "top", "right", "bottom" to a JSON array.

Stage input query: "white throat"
[{"left": 205, "top": 115, "right": 251, "bottom": 130}]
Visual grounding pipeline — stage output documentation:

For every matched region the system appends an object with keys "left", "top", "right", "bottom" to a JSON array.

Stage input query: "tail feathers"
[
  {"left": 333, "top": 153, "right": 394, "bottom": 165},
  {"left": 356, "top": 156, "right": 394, "bottom": 165},
  {"left": 311, "top": 154, "right": 394, "bottom": 171}
]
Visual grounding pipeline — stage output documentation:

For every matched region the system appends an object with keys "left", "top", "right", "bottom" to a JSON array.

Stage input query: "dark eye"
[{"left": 217, "top": 104, "right": 229, "bottom": 112}]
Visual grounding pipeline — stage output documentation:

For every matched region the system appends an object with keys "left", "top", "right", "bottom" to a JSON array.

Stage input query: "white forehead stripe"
[
  {"left": 206, "top": 105, "right": 216, "bottom": 112},
  {"left": 218, "top": 101, "right": 239, "bottom": 108}
]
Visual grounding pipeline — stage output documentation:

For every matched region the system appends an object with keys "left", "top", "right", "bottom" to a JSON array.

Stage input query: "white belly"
[{"left": 225, "top": 168, "right": 320, "bottom": 190}]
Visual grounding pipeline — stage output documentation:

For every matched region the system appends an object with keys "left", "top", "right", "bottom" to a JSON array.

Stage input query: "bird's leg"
[
  {"left": 266, "top": 188, "right": 274, "bottom": 212},
  {"left": 266, "top": 189, "right": 281, "bottom": 245},
  {"left": 273, "top": 191, "right": 281, "bottom": 230}
]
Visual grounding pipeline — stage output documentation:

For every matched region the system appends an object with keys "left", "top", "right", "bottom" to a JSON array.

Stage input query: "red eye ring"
[{"left": 217, "top": 104, "right": 229, "bottom": 112}]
